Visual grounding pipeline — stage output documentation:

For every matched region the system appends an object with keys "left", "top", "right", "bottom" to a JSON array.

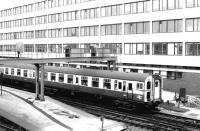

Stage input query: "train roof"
[{"left": 1, "top": 64, "right": 150, "bottom": 82}]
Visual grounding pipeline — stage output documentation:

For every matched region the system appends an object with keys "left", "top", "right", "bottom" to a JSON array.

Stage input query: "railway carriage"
[{"left": 0, "top": 64, "right": 163, "bottom": 109}]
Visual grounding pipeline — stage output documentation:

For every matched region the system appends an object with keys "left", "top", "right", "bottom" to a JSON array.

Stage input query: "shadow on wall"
[{"left": 163, "top": 72, "right": 200, "bottom": 96}]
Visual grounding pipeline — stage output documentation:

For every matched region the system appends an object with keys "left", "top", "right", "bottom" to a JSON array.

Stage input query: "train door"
[
  {"left": 127, "top": 82, "right": 134, "bottom": 99},
  {"left": 154, "top": 80, "right": 160, "bottom": 99}
]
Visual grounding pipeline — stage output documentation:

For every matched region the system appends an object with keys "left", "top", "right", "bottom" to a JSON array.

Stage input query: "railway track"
[
  {"left": 0, "top": 116, "right": 28, "bottom": 131},
  {"left": 3, "top": 84, "right": 200, "bottom": 131},
  {"left": 52, "top": 95, "right": 200, "bottom": 131}
]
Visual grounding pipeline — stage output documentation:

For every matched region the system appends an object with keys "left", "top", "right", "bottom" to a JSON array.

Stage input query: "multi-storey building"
[{"left": 0, "top": 0, "right": 200, "bottom": 95}]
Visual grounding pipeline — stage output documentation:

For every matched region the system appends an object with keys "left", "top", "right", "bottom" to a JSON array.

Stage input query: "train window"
[
  {"left": 155, "top": 80, "right": 159, "bottom": 87},
  {"left": 103, "top": 79, "right": 111, "bottom": 89},
  {"left": 81, "top": 76, "right": 88, "bottom": 86},
  {"left": 75, "top": 76, "right": 79, "bottom": 84},
  {"left": 44, "top": 73, "right": 48, "bottom": 80},
  {"left": 51, "top": 73, "right": 56, "bottom": 81},
  {"left": 136, "top": 83, "right": 143, "bottom": 90},
  {"left": 24, "top": 70, "right": 28, "bottom": 77},
  {"left": 128, "top": 83, "right": 132, "bottom": 91},
  {"left": 5, "top": 68, "right": 8, "bottom": 74},
  {"left": 59, "top": 74, "right": 64, "bottom": 82},
  {"left": 17, "top": 69, "right": 21, "bottom": 76},
  {"left": 147, "top": 81, "right": 151, "bottom": 89},
  {"left": 123, "top": 81, "right": 126, "bottom": 91},
  {"left": 92, "top": 77, "right": 99, "bottom": 88},
  {"left": 147, "top": 92, "right": 151, "bottom": 101},
  {"left": 11, "top": 68, "right": 14, "bottom": 75},
  {"left": 114, "top": 80, "right": 117, "bottom": 90},
  {"left": 68, "top": 75, "right": 73, "bottom": 84},
  {"left": 33, "top": 72, "right": 35, "bottom": 78},
  {"left": 118, "top": 82, "right": 122, "bottom": 90}
]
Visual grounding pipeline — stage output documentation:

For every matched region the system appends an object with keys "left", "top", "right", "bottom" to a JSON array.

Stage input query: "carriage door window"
[
  {"left": 147, "top": 92, "right": 151, "bottom": 101},
  {"left": 137, "top": 83, "right": 143, "bottom": 90},
  {"left": 81, "top": 76, "right": 88, "bottom": 86},
  {"left": 155, "top": 80, "right": 159, "bottom": 87},
  {"left": 75, "top": 76, "right": 79, "bottom": 84},
  {"left": 123, "top": 81, "right": 126, "bottom": 91},
  {"left": 68, "top": 75, "right": 73, "bottom": 84},
  {"left": 103, "top": 79, "right": 111, "bottom": 89},
  {"left": 114, "top": 80, "right": 118, "bottom": 90},
  {"left": 147, "top": 81, "right": 151, "bottom": 89},
  {"left": 51, "top": 73, "right": 56, "bottom": 81},
  {"left": 118, "top": 82, "right": 122, "bottom": 90},
  {"left": 58, "top": 73, "right": 64, "bottom": 83},
  {"left": 92, "top": 77, "right": 99, "bottom": 87},
  {"left": 128, "top": 83, "right": 132, "bottom": 91}
]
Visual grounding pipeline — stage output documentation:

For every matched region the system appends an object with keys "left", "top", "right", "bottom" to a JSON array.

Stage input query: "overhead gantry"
[{"left": 0, "top": 57, "right": 117, "bottom": 101}]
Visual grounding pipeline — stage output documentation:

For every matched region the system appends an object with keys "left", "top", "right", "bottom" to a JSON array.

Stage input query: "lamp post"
[{"left": 100, "top": 116, "right": 104, "bottom": 131}]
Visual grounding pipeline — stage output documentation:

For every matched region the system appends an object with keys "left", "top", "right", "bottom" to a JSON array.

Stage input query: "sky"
[{"left": 0, "top": 0, "right": 40, "bottom": 9}]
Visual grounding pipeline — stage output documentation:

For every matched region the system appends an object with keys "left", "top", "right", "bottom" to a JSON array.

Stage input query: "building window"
[
  {"left": 35, "top": 44, "right": 47, "bottom": 52},
  {"left": 48, "top": 44, "right": 62, "bottom": 53},
  {"left": 153, "top": 19, "right": 182, "bottom": 33},
  {"left": 186, "top": 18, "right": 200, "bottom": 32},
  {"left": 186, "top": 0, "right": 195, "bottom": 8},
  {"left": 124, "top": 43, "right": 150, "bottom": 55},
  {"left": 101, "top": 4, "right": 122, "bottom": 17},
  {"left": 124, "top": 22, "right": 149, "bottom": 35},
  {"left": 101, "top": 43, "right": 122, "bottom": 54},
  {"left": 167, "top": 71, "right": 182, "bottom": 80},
  {"left": 63, "top": 10, "right": 79, "bottom": 21},
  {"left": 35, "top": 30, "right": 46, "bottom": 38},
  {"left": 153, "top": 0, "right": 183, "bottom": 11},
  {"left": 153, "top": 42, "right": 182, "bottom": 55},
  {"left": 35, "top": 15, "right": 47, "bottom": 25},
  {"left": 186, "top": 42, "right": 200, "bottom": 56},
  {"left": 48, "top": 28, "right": 62, "bottom": 38},
  {"left": 24, "top": 44, "right": 34, "bottom": 52},
  {"left": 80, "top": 8, "right": 99, "bottom": 19},
  {"left": 80, "top": 25, "right": 99, "bottom": 36},
  {"left": 101, "top": 24, "right": 122, "bottom": 35},
  {"left": 63, "top": 0, "right": 78, "bottom": 5},
  {"left": 48, "top": 13, "right": 62, "bottom": 23},
  {"left": 125, "top": 0, "right": 150, "bottom": 14},
  {"left": 63, "top": 27, "right": 79, "bottom": 37}
]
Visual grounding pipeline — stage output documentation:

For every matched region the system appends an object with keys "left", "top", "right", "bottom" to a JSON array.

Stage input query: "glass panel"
[{"left": 186, "top": 19, "right": 194, "bottom": 32}]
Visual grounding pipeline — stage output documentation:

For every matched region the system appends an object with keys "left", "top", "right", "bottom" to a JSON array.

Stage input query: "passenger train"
[{"left": 0, "top": 64, "right": 163, "bottom": 109}]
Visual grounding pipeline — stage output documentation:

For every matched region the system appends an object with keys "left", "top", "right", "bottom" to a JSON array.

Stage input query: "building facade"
[{"left": 0, "top": 0, "right": 200, "bottom": 95}]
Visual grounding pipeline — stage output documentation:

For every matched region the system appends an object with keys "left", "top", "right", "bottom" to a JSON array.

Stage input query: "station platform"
[
  {"left": 161, "top": 90, "right": 200, "bottom": 120},
  {"left": 0, "top": 86, "right": 125, "bottom": 131}
]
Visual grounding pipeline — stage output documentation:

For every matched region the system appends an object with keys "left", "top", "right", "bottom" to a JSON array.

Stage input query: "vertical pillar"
[
  {"left": 113, "top": 60, "right": 116, "bottom": 71},
  {"left": 40, "top": 64, "right": 45, "bottom": 101},
  {"left": 35, "top": 64, "right": 40, "bottom": 100},
  {"left": 107, "top": 61, "right": 111, "bottom": 70}
]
